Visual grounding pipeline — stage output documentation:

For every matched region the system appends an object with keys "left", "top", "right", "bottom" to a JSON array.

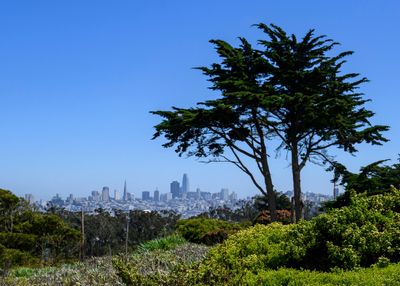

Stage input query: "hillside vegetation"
[
  {"left": 108, "top": 188, "right": 400, "bottom": 285},
  {"left": 2, "top": 188, "right": 400, "bottom": 285}
]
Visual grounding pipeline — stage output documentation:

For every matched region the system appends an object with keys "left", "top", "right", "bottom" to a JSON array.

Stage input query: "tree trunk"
[
  {"left": 264, "top": 171, "right": 277, "bottom": 222},
  {"left": 291, "top": 144, "right": 302, "bottom": 223}
]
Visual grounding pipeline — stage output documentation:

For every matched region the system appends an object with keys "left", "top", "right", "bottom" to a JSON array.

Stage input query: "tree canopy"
[{"left": 152, "top": 23, "right": 388, "bottom": 222}]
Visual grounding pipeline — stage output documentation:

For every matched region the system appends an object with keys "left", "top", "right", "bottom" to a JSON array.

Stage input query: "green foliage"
[
  {"left": 238, "top": 263, "right": 400, "bottom": 286},
  {"left": 176, "top": 218, "right": 242, "bottom": 245},
  {"left": 190, "top": 188, "right": 400, "bottom": 284},
  {"left": 0, "top": 247, "right": 37, "bottom": 270},
  {"left": 152, "top": 23, "right": 389, "bottom": 222},
  {"left": 54, "top": 207, "right": 180, "bottom": 257},
  {"left": 0, "top": 189, "right": 80, "bottom": 269},
  {"left": 0, "top": 233, "right": 37, "bottom": 251},
  {"left": 327, "top": 158, "right": 400, "bottom": 209},
  {"left": 138, "top": 235, "right": 186, "bottom": 252},
  {"left": 4, "top": 257, "right": 124, "bottom": 286},
  {"left": 112, "top": 243, "right": 209, "bottom": 286},
  {"left": 254, "top": 192, "right": 292, "bottom": 212}
]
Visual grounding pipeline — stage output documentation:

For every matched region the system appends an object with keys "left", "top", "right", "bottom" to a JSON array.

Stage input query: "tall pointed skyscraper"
[
  {"left": 181, "top": 173, "right": 189, "bottom": 194},
  {"left": 123, "top": 180, "right": 128, "bottom": 201}
]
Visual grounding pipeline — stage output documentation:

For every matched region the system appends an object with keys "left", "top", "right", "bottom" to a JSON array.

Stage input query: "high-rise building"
[
  {"left": 181, "top": 173, "right": 190, "bottom": 194},
  {"left": 229, "top": 191, "right": 238, "bottom": 202},
  {"left": 161, "top": 192, "right": 172, "bottom": 202},
  {"left": 142, "top": 191, "right": 150, "bottom": 201},
  {"left": 170, "top": 181, "right": 180, "bottom": 199},
  {"left": 114, "top": 190, "right": 120, "bottom": 201},
  {"left": 220, "top": 188, "right": 229, "bottom": 201},
  {"left": 154, "top": 189, "right": 160, "bottom": 202},
  {"left": 123, "top": 180, "right": 128, "bottom": 201},
  {"left": 102, "top": 187, "right": 110, "bottom": 202},
  {"left": 91, "top": 190, "right": 100, "bottom": 201},
  {"left": 50, "top": 194, "right": 64, "bottom": 206},
  {"left": 66, "top": 194, "right": 74, "bottom": 204}
]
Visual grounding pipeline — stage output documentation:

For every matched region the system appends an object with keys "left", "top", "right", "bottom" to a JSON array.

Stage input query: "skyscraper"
[
  {"left": 102, "top": 187, "right": 110, "bottom": 202},
  {"left": 220, "top": 188, "right": 229, "bottom": 201},
  {"left": 123, "top": 180, "right": 128, "bottom": 201},
  {"left": 170, "top": 181, "right": 180, "bottom": 199},
  {"left": 142, "top": 191, "right": 150, "bottom": 201},
  {"left": 181, "top": 173, "right": 189, "bottom": 194},
  {"left": 154, "top": 189, "right": 160, "bottom": 202},
  {"left": 114, "top": 190, "right": 120, "bottom": 201}
]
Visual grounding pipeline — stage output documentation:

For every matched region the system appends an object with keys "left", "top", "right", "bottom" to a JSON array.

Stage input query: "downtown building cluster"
[{"left": 32, "top": 173, "right": 240, "bottom": 218}]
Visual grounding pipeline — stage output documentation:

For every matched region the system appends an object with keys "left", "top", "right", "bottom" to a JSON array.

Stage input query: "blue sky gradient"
[{"left": 1, "top": 1, "right": 399, "bottom": 200}]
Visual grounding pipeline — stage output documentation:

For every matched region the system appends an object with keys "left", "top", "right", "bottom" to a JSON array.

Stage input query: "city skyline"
[
  {"left": 30, "top": 173, "right": 243, "bottom": 201},
  {"left": 1, "top": 1, "right": 399, "bottom": 201}
]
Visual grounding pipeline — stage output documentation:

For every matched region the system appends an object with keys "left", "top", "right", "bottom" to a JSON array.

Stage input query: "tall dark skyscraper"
[
  {"left": 142, "top": 191, "right": 150, "bottom": 201},
  {"left": 102, "top": 187, "right": 110, "bottom": 202},
  {"left": 123, "top": 180, "right": 128, "bottom": 201},
  {"left": 154, "top": 189, "right": 160, "bottom": 202},
  {"left": 181, "top": 173, "right": 189, "bottom": 194},
  {"left": 170, "top": 181, "right": 180, "bottom": 199}
]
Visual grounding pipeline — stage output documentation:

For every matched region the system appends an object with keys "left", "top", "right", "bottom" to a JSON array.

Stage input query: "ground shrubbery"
[
  {"left": 188, "top": 188, "right": 400, "bottom": 284},
  {"left": 2, "top": 257, "right": 124, "bottom": 286},
  {"left": 137, "top": 234, "right": 186, "bottom": 252},
  {"left": 112, "top": 242, "right": 209, "bottom": 286},
  {"left": 176, "top": 218, "right": 243, "bottom": 245},
  {"left": 238, "top": 263, "right": 400, "bottom": 286},
  {"left": 109, "top": 188, "right": 400, "bottom": 285}
]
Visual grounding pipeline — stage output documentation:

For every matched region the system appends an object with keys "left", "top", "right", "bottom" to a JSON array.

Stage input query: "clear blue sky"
[{"left": 1, "top": 1, "right": 399, "bottom": 200}]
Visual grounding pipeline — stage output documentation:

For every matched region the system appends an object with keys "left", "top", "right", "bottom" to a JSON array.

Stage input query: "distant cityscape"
[{"left": 24, "top": 173, "right": 338, "bottom": 218}]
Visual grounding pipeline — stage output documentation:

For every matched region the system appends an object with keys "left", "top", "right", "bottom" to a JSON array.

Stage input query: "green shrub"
[
  {"left": 112, "top": 243, "right": 209, "bottom": 286},
  {"left": 239, "top": 263, "right": 400, "bottom": 286},
  {"left": 0, "top": 247, "right": 37, "bottom": 270},
  {"left": 190, "top": 188, "right": 400, "bottom": 284},
  {"left": 4, "top": 257, "right": 124, "bottom": 286},
  {"left": 0, "top": 232, "right": 37, "bottom": 252},
  {"left": 176, "top": 218, "right": 242, "bottom": 244},
  {"left": 138, "top": 235, "right": 186, "bottom": 252},
  {"left": 198, "top": 229, "right": 229, "bottom": 246}
]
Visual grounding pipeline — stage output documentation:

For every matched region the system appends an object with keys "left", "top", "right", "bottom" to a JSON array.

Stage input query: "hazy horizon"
[{"left": 1, "top": 1, "right": 399, "bottom": 201}]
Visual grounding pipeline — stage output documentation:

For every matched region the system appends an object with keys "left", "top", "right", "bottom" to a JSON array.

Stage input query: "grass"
[{"left": 137, "top": 234, "right": 186, "bottom": 252}]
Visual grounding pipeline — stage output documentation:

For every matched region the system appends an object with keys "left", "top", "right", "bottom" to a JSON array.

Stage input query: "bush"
[
  {"left": 176, "top": 218, "right": 243, "bottom": 245},
  {"left": 190, "top": 188, "right": 400, "bottom": 284},
  {"left": 138, "top": 235, "right": 186, "bottom": 252},
  {"left": 0, "top": 232, "right": 37, "bottom": 252},
  {"left": 253, "top": 209, "right": 292, "bottom": 225},
  {"left": 239, "top": 263, "right": 400, "bottom": 286},
  {"left": 0, "top": 247, "right": 37, "bottom": 271},
  {"left": 4, "top": 257, "right": 124, "bottom": 286},
  {"left": 198, "top": 229, "right": 229, "bottom": 246},
  {"left": 112, "top": 243, "right": 209, "bottom": 286}
]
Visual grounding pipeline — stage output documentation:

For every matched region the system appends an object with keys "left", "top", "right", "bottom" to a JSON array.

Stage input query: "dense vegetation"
[
  {"left": 106, "top": 188, "right": 400, "bottom": 285},
  {"left": 0, "top": 188, "right": 181, "bottom": 273},
  {"left": 2, "top": 187, "right": 400, "bottom": 285},
  {"left": 0, "top": 189, "right": 80, "bottom": 270}
]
